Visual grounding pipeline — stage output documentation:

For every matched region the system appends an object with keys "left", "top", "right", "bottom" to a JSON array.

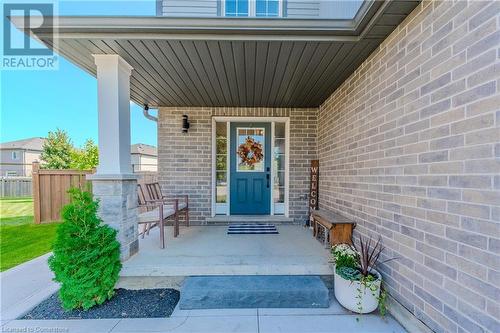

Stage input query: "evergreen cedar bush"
[{"left": 48, "top": 188, "right": 122, "bottom": 310}]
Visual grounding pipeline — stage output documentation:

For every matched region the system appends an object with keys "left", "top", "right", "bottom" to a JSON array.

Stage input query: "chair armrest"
[
  {"left": 139, "top": 200, "right": 179, "bottom": 219},
  {"left": 146, "top": 198, "right": 179, "bottom": 205},
  {"left": 138, "top": 202, "right": 162, "bottom": 209},
  {"left": 162, "top": 195, "right": 188, "bottom": 205},
  {"left": 157, "top": 195, "right": 188, "bottom": 206},
  {"left": 145, "top": 198, "right": 180, "bottom": 211}
]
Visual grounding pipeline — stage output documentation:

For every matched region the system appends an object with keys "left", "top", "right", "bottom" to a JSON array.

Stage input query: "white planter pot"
[{"left": 334, "top": 268, "right": 381, "bottom": 314}]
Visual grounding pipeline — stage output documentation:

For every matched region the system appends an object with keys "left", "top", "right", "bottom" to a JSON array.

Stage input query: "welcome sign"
[{"left": 309, "top": 160, "right": 319, "bottom": 225}]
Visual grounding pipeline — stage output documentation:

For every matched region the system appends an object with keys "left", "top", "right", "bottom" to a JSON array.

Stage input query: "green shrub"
[{"left": 48, "top": 188, "right": 122, "bottom": 310}]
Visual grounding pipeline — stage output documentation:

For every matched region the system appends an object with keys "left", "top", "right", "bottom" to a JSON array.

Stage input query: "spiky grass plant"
[
  {"left": 356, "top": 235, "right": 383, "bottom": 278},
  {"left": 353, "top": 235, "right": 396, "bottom": 315}
]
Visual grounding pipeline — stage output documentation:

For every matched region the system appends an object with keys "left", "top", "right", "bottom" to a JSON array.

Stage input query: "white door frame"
[{"left": 211, "top": 116, "right": 290, "bottom": 217}]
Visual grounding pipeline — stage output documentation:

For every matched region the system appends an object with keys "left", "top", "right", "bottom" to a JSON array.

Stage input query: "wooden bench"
[{"left": 311, "top": 210, "right": 356, "bottom": 247}]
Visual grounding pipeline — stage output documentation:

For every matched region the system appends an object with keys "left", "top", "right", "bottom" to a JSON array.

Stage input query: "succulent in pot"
[{"left": 332, "top": 236, "right": 393, "bottom": 314}]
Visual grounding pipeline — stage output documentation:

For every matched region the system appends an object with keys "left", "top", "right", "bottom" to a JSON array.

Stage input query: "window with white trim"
[
  {"left": 256, "top": 0, "right": 280, "bottom": 17},
  {"left": 225, "top": 0, "right": 248, "bottom": 17},
  {"left": 273, "top": 122, "right": 285, "bottom": 214},
  {"left": 11, "top": 151, "right": 20, "bottom": 160},
  {"left": 224, "top": 0, "right": 281, "bottom": 17},
  {"left": 215, "top": 122, "right": 228, "bottom": 205}
]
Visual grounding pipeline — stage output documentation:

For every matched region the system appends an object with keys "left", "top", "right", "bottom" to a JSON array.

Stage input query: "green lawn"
[{"left": 0, "top": 197, "right": 60, "bottom": 271}]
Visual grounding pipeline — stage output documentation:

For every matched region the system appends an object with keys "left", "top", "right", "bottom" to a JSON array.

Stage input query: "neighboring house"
[
  {"left": 0, "top": 137, "right": 45, "bottom": 177},
  {"left": 157, "top": 0, "right": 365, "bottom": 18},
  {"left": 12, "top": 1, "right": 500, "bottom": 332},
  {"left": 0, "top": 138, "right": 156, "bottom": 175},
  {"left": 131, "top": 143, "right": 158, "bottom": 172}
]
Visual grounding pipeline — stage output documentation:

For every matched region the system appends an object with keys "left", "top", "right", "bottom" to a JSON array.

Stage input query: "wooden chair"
[
  {"left": 137, "top": 184, "right": 160, "bottom": 237},
  {"left": 137, "top": 184, "right": 179, "bottom": 249},
  {"left": 145, "top": 182, "right": 189, "bottom": 237}
]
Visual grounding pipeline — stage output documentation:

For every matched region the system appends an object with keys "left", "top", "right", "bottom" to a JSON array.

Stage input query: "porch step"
[
  {"left": 178, "top": 275, "right": 329, "bottom": 309},
  {"left": 206, "top": 215, "right": 296, "bottom": 225}
]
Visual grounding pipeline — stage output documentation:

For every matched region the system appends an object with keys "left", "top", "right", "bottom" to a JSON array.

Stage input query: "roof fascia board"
[
  {"left": 356, "top": 0, "right": 393, "bottom": 38},
  {"left": 8, "top": 1, "right": 390, "bottom": 42},
  {"left": 46, "top": 32, "right": 362, "bottom": 42}
]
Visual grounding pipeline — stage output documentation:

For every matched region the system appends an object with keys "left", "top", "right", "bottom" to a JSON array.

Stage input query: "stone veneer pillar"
[
  {"left": 89, "top": 174, "right": 138, "bottom": 260},
  {"left": 88, "top": 54, "right": 138, "bottom": 260}
]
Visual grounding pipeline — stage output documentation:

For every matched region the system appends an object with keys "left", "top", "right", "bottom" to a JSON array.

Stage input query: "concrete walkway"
[
  {"left": 0, "top": 253, "right": 59, "bottom": 321},
  {"left": 2, "top": 302, "right": 406, "bottom": 333},
  {"left": 1, "top": 253, "right": 406, "bottom": 333}
]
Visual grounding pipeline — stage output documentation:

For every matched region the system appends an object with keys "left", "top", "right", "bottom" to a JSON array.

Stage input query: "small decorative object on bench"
[{"left": 311, "top": 209, "right": 355, "bottom": 247}]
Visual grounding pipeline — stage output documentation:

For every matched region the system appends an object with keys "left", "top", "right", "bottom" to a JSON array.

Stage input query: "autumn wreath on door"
[{"left": 238, "top": 136, "right": 264, "bottom": 168}]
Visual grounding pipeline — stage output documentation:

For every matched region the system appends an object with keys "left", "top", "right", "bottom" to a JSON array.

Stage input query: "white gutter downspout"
[{"left": 143, "top": 104, "right": 157, "bottom": 122}]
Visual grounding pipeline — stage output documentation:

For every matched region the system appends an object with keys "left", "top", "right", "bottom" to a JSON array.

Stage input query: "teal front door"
[{"left": 230, "top": 123, "right": 271, "bottom": 215}]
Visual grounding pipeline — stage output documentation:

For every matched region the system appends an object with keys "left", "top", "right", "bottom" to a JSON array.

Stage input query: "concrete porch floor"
[
  {"left": 120, "top": 225, "right": 333, "bottom": 281},
  {"left": 0, "top": 249, "right": 407, "bottom": 333},
  {"left": 0, "top": 229, "right": 409, "bottom": 333}
]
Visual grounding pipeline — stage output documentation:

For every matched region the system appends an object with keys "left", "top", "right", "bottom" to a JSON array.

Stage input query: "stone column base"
[{"left": 88, "top": 174, "right": 139, "bottom": 261}]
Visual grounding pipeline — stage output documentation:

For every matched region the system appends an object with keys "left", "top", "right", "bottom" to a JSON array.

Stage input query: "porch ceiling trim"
[
  {"left": 10, "top": 0, "right": 420, "bottom": 108},
  {"left": 11, "top": 0, "right": 387, "bottom": 41}
]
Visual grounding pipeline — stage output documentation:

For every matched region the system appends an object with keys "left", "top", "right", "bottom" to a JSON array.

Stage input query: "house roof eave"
[
  {"left": 8, "top": 0, "right": 386, "bottom": 42},
  {"left": 7, "top": 0, "right": 421, "bottom": 108}
]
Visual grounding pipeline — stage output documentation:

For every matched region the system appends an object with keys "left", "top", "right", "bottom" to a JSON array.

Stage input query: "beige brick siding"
[
  {"left": 318, "top": 1, "right": 500, "bottom": 332},
  {"left": 158, "top": 107, "right": 317, "bottom": 224},
  {"left": 158, "top": 108, "right": 212, "bottom": 224}
]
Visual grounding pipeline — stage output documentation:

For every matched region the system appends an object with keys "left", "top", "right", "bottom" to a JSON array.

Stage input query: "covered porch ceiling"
[{"left": 12, "top": 0, "right": 420, "bottom": 108}]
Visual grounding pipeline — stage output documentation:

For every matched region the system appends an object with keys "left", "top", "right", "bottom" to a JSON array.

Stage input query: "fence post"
[{"left": 32, "top": 162, "right": 41, "bottom": 224}]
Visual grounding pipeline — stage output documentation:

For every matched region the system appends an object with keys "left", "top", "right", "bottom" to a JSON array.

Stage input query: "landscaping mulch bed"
[{"left": 21, "top": 288, "right": 180, "bottom": 319}]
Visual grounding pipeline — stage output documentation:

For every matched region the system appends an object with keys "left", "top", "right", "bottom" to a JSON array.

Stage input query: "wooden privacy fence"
[
  {"left": 32, "top": 163, "right": 158, "bottom": 224},
  {"left": 32, "top": 162, "right": 94, "bottom": 224},
  {"left": 0, "top": 177, "right": 32, "bottom": 197}
]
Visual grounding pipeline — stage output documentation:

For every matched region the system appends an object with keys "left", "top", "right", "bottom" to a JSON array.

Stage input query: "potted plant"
[{"left": 332, "top": 236, "right": 390, "bottom": 314}]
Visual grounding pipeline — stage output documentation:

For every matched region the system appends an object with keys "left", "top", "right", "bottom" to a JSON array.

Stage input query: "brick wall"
[
  {"left": 318, "top": 1, "right": 500, "bottom": 332},
  {"left": 158, "top": 107, "right": 317, "bottom": 224}
]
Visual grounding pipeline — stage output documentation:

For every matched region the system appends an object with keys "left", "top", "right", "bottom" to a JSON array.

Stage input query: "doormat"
[{"left": 227, "top": 223, "right": 278, "bottom": 234}]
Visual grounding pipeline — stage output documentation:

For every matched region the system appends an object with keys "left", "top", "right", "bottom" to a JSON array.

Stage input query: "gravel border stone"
[{"left": 21, "top": 288, "right": 180, "bottom": 319}]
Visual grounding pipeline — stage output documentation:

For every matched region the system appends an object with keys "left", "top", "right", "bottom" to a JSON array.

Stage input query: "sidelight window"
[
  {"left": 216, "top": 122, "right": 228, "bottom": 204},
  {"left": 273, "top": 122, "right": 286, "bottom": 214}
]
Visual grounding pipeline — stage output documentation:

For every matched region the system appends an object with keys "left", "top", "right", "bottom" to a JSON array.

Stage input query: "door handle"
[{"left": 266, "top": 173, "right": 270, "bottom": 188}]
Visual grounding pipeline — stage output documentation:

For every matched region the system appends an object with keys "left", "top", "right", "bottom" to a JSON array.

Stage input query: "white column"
[
  {"left": 93, "top": 54, "right": 134, "bottom": 175},
  {"left": 89, "top": 54, "right": 138, "bottom": 260}
]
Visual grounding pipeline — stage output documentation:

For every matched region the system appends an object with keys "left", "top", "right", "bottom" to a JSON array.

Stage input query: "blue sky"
[{"left": 1, "top": 1, "right": 157, "bottom": 147}]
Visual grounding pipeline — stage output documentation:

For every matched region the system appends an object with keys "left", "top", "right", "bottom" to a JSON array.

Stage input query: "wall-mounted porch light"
[{"left": 182, "top": 115, "right": 190, "bottom": 133}]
